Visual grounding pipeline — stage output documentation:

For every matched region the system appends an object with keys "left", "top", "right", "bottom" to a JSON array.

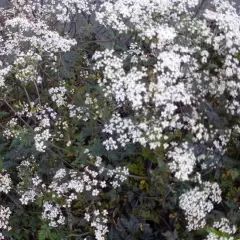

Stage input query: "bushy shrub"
[{"left": 0, "top": 0, "right": 239, "bottom": 239}]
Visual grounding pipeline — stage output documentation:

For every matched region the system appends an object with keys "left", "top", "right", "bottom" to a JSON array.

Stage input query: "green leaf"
[
  {"left": 38, "top": 224, "right": 51, "bottom": 240},
  {"left": 0, "top": 156, "right": 2, "bottom": 171},
  {"left": 230, "top": 168, "right": 240, "bottom": 180},
  {"left": 0, "top": 111, "right": 9, "bottom": 118}
]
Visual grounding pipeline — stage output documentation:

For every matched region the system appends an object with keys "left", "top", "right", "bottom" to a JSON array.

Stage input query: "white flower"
[
  {"left": 0, "top": 205, "right": 11, "bottom": 230},
  {"left": 92, "top": 189, "right": 100, "bottom": 196},
  {"left": 42, "top": 201, "right": 65, "bottom": 227},
  {"left": 179, "top": 182, "right": 222, "bottom": 231},
  {"left": 168, "top": 142, "right": 197, "bottom": 181},
  {"left": 49, "top": 86, "right": 67, "bottom": 107},
  {"left": 213, "top": 218, "right": 237, "bottom": 235},
  {"left": 0, "top": 172, "right": 12, "bottom": 194}
]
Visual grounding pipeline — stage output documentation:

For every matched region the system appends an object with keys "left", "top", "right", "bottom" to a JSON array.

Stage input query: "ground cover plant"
[{"left": 0, "top": 0, "right": 239, "bottom": 239}]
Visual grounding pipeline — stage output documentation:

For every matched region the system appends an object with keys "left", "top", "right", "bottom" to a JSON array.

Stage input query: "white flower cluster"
[
  {"left": 2, "top": 16, "right": 76, "bottom": 56},
  {"left": 213, "top": 135, "right": 230, "bottom": 155},
  {"left": 92, "top": 9, "right": 240, "bottom": 237},
  {"left": 84, "top": 93, "right": 103, "bottom": 120},
  {"left": 84, "top": 209, "right": 108, "bottom": 240},
  {"left": 17, "top": 159, "right": 45, "bottom": 205},
  {"left": 0, "top": 0, "right": 77, "bottom": 101},
  {"left": 1, "top": 0, "right": 240, "bottom": 238},
  {"left": 68, "top": 104, "right": 90, "bottom": 121},
  {"left": 3, "top": 118, "right": 25, "bottom": 139},
  {"left": 95, "top": 47, "right": 194, "bottom": 150},
  {"left": 168, "top": 142, "right": 197, "bottom": 181},
  {"left": 14, "top": 51, "right": 42, "bottom": 84},
  {"left": 0, "top": 172, "right": 12, "bottom": 194},
  {"left": 0, "top": 233, "right": 4, "bottom": 240},
  {"left": 205, "top": 233, "right": 234, "bottom": 240},
  {"left": 34, "top": 129, "right": 52, "bottom": 152},
  {"left": 0, "top": 65, "right": 12, "bottom": 88},
  {"left": 93, "top": 49, "right": 148, "bottom": 110},
  {"left": 102, "top": 113, "right": 140, "bottom": 150},
  {"left": 19, "top": 189, "right": 39, "bottom": 206},
  {"left": 48, "top": 166, "right": 104, "bottom": 206},
  {"left": 53, "top": 119, "right": 68, "bottom": 142},
  {"left": 93, "top": 0, "right": 240, "bottom": 161},
  {"left": 14, "top": 156, "right": 128, "bottom": 239},
  {"left": 102, "top": 112, "right": 183, "bottom": 150},
  {"left": 213, "top": 218, "right": 237, "bottom": 235},
  {"left": 95, "top": 0, "right": 198, "bottom": 36},
  {"left": 179, "top": 182, "right": 222, "bottom": 231},
  {"left": 54, "top": 0, "right": 95, "bottom": 22},
  {"left": 13, "top": 103, "right": 57, "bottom": 152},
  {"left": 49, "top": 86, "right": 68, "bottom": 107},
  {"left": 0, "top": 205, "right": 11, "bottom": 231},
  {"left": 107, "top": 166, "right": 129, "bottom": 188},
  {"left": 48, "top": 156, "right": 129, "bottom": 206},
  {"left": 42, "top": 201, "right": 65, "bottom": 227}
]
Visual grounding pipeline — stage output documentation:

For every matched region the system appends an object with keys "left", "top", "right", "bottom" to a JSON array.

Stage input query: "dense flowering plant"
[{"left": 0, "top": 0, "right": 240, "bottom": 239}]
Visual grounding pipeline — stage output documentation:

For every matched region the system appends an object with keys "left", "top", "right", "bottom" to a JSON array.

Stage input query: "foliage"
[{"left": 0, "top": 0, "right": 239, "bottom": 240}]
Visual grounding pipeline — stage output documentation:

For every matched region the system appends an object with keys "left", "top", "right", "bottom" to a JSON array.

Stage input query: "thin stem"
[
  {"left": 2, "top": 98, "right": 32, "bottom": 129},
  {"left": 23, "top": 86, "right": 32, "bottom": 106},
  {"left": 128, "top": 174, "right": 149, "bottom": 180},
  {"left": 67, "top": 232, "right": 90, "bottom": 238},
  {"left": 33, "top": 79, "right": 41, "bottom": 104}
]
